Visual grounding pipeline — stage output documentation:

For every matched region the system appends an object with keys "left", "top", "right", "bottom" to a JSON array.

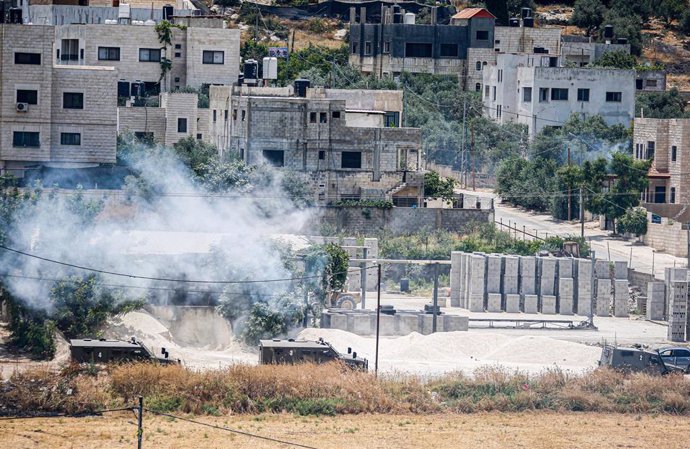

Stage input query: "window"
[
  {"left": 241, "top": 110, "right": 246, "bottom": 121},
  {"left": 577, "top": 88, "right": 590, "bottom": 102},
  {"left": 320, "top": 112, "right": 327, "bottom": 123},
  {"left": 646, "top": 79, "right": 657, "bottom": 88},
  {"left": 647, "top": 141, "right": 655, "bottom": 160},
  {"left": 606, "top": 91, "right": 622, "bottom": 102},
  {"left": 484, "top": 85, "right": 490, "bottom": 98},
  {"left": 476, "top": 30, "right": 489, "bottom": 40},
  {"left": 16, "top": 89, "right": 38, "bottom": 105},
  {"left": 60, "top": 132, "right": 81, "bottom": 145},
  {"left": 134, "top": 132, "right": 154, "bottom": 145},
  {"left": 440, "top": 44, "right": 458, "bottom": 57},
  {"left": 202, "top": 50, "right": 224, "bottom": 64},
  {"left": 332, "top": 111, "right": 341, "bottom": 119},
  {"left": 475, "top": 83, "right": 481, "bottom": 92},
  {"left": 139, "top": 48, "right": 161, "bottom": 62},
  {"left": 671, "top": 187, "right": 676, "bottom": 204},
  {"left": 539, "top": 88, "right": 549, "bottom": 102},
  {"left": 213, "top": 110, "right": 217, "bottom": 122},
  {"left": 175, "top": 52, "right": 181, "bottom": 58},
  {"left": 495, "top": 39, "right": 500, "bottom": 44},
  {"left": 63, "top": 92, "right": 84, "bottom": 109},
  {"left": 498, "top": 69, "right": 503, "bottom": 82},
  {"left": 175, "top": 44, "right": 181, "bottom": 49},
  {"left": 405, "top": 43, "right": 432, "bottom": 58},
  {"left": 310, "top": 112, "right": 317, "bottom": 123},
  {"left": 636, "top": 79, "right": 644, "bottom": 90},
  {"left": 224, "top": 110, "right": 228, "bottom": 121},
  {"left": 550, "top": 88, "right": 568, "bottom": 101},
  {"left": 196, "top": 133, "right": 202, "bottom": 140},
  {"left": 232, "top": 109, "right": 237, "bottom": 120},
  {"left": 672, "top": 145, "right": 677, "bottom": 162},
  {"left": 497, "top": 104, "right": 502, "bottom": 118},
  {"left": 523, "top": 87, "right": 532, "bottom": 102},
  {"left": 364, "top": 42, "right": 372, "bottom": 55},
  {"left": 174, "top": 77, "right": 180, "bottom": 82},
  {"left": 318, "top": 150, "right": 325, "bottom": 160},
  {"left": 14, "top": 52, "right": 41, "bottom": 65},
  {"left": 384, "top": 112, "right": 399, "bottom": 127},
  {"left": 98, "top": 47, "right": 120, "bottom": 61},
  {"left": 61, "top": 39, "right": 79, "bottom": 61},
  {"left": 383, "top": 41, "right": 390, "bottom": 54},
  {"left": 177, "top": 118, "right": 187, "bottom": 133},
  {"left": 492, "top": 86, "right": 496, "bottom": 101},
  {"left": 341, "top": 151, "right": 362, "bottom": 169},
  {"left": 476, "top": 61, "right": 482, "bottom": 71},
  {"left": 13, "top": 131, "right": 40, "bottom": 148},
  {"left": 351, "top": 42, "right": 358, "bottom": 54},
  {"left": 263, "top": 150, "right": 285, "bottom": 167}
]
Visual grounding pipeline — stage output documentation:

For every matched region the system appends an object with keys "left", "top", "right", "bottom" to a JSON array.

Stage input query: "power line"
[
  {"left": 146, "top": 409, "right": 324, "bottom": 449},
  {"left": 0, "top": 244, "right": 376, "bottom": 284}
]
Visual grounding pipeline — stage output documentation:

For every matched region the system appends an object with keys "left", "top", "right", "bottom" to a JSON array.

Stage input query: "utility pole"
[
  {"left": 431, "top": 263, "right": 439, "bottom": 332},
  {"left": 686, "top": 222, "right": 690, "bottom": 269},
  {"left": 471, "top": 120, "right": 476, "bottom": 191},
  {"left": 580, "top": 187, "right": 584, "bottom": 238},
  {"left": 374, "top": 263, "right": 381, "bottom": 377},
  {"left": 460, "top": 100, "right": 467, "bottom": 187},
  {"left": 137, "top": 396, "right": 144, "bottom": 449},
  {"left": 567, "top": 146, "right": 572, "bottom": 221}
]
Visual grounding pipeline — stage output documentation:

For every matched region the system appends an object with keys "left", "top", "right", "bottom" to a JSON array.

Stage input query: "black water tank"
[
  {"left": 118, "top": 81, "right": 130, "bottom": 98},
  {"left": 162, "top": 4, "right": 173, "bottom": 21},
  {"left": 9, "top": 7, "right": 22, "bottom": 24},
  {"left": 521, "top": 7, "right": 531, "bottom": 18},
  {"left": 392, "top": 4, "right": 401, "bottom": 14},
  {"left": 509, "top": 17, "right": 520, "bottom": 27},
  {"left": 400, "top": 278, "right": 410, "bottom": 292},
  {"left": 393, "top": 12, "right": 402, "bottom": 23},
  {"left": 243, "top": 59, "right": 258, "bottom": 82},
  {"left": 0, "top": 2, "right": 5, "bottom": 24},
  {"left": 295, "top": 78, "right": 310, "bottom": 97},
  {"left": 617, "top": 37, "right": 628, "bottom": 44},
  {"left": 603, "top": 25, "right": 614, "bottom": 39},
  {"left": 523, "top": 17, "right": 534, "bottom": 27}
]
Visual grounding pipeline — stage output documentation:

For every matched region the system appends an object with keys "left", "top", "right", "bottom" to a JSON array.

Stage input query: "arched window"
[
  {"left": 475, "top": 83, "right": 481, "bottom": 92},
  {"left": 476, "top": 61, "right": 482, "bottom": 71}
]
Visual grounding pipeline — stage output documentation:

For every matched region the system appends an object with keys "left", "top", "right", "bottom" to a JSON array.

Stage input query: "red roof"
[{"left": 452, "top": 8, "right": 496, "bottom": 19}]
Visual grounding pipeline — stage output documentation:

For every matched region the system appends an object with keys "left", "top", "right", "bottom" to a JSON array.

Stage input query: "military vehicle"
[
  {"left": 69, "top": 338, "right": 179, "bottom": 364},
  {"left": 599, "top": 345, "right": 685, "bottom": 375},
  {"left": 259, "top": 338, "right": 368, "bottom": 370},
  {"left": 326, "top": 291, "right": 361, "bottom": 309}
]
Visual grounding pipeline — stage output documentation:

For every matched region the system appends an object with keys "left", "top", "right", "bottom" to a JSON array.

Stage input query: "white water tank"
[
  {"left": 403, "top": 12, "right": 415, "bottom": 24},
  {"left": 144, "top": 19, "right": 156, "bottom": 26},
  {"left": 118, "top": 3, "right": 131, "bottom": 19},
  {"left": 262, "top": 56, "right": 278, "bottom": 80}
]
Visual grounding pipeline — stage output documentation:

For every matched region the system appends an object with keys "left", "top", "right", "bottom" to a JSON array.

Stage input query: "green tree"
[
  {"left": 423, "top": 171, "right": 456, "bottom": 202},
  {"left": 591, "top": 50, "right": 637, "bottom": 69},
  {"left": 485, "top": 0, "right": 509, "bottom": 24},
  {"left": 635, "top": 88, "right": 689, "bottom": 118},
  {"left": 617, "top": 207, "right": 648, "bottom": 238},
  {"left": 572, "top": 0, "right": 606, "bottom": 35},
  {"left": 241, "top": 298, "right": 305, "bottom": 344},
  {"left": 172, "top": 137, "right": 219, "bottom": 177},
  {"left": 682, "top": 9, "right": 690, "bottom": 34},
  {"left": 303, "top": 243, "right": 350, "bottom": 302},
  {"left": 507, "top": 0, "right": 536, "bottom": 19},
  {"left": 603, "top": 12, "right": 644, "bottom": 55},
  {"left": 659, "top": 0, "right": 684, "bottom": 25},
  {"left": 598, "top": 152, "right": 651, "bottom": 230}
]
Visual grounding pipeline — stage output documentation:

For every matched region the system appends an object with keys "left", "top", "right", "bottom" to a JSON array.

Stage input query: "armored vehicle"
[
  {"left": 259, "top": 338, "right": 368, "bottom": 370},
  {"left": 69, "top": 338, "right": 178, "bottom": 364},
  {"left": 599, "top": 345, "right": 685, "bottom": 375}
]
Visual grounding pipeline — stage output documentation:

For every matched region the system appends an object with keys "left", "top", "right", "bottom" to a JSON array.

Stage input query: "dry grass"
[
  {"left": 2, "top": 412, "right": 690, "bottom": 449},
  {"left": 2, "top": 363, "right": 689, "bottom": 417}
]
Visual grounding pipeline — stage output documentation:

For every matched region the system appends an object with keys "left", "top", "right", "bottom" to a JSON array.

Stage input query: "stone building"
[
  {"left": 483, "top": 53, "right": 635, "bottom": 137},
  {"left": 208, "top": 85, "right": 423, "bottom": 206},
  {"left": 0, "top": 23, "right": 118, "bottom": 177},
  {"left": 560, "top": 35, "right": 631, "bottom": 67}
]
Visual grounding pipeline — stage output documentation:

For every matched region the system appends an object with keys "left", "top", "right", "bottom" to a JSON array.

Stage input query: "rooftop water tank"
[
  {"left": 295, "top": 79, "right": 310, "bottom": 97},
  {"left": 509, "top": 17, "right": 519, "bottom": 27},
  {"left": 523, "top": 17, "right": 534, "bottom": 27},
  {"left": 521, "top": 7, "right": 531, "bottom": 18},
  {"left": 603, "top": 25, "right": 614, "bottom": 39},
  {"left": 262, "top": 56, "right": 278, "bottom": 80},
  {"left": 403, "top": 12, "right": 415, "bottom": 24}
]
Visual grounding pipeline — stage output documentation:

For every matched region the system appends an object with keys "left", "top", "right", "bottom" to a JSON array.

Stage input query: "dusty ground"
[{"left": 1, "top": 412, "right": 688, "bottom": 449}]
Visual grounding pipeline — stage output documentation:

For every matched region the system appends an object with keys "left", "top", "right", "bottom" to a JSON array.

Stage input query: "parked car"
[{"left": 659, "top": 347, "right": 690, "bottom": 373}]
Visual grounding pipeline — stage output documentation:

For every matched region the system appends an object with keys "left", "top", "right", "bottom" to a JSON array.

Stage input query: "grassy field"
[{"left": 2, "top": 412, "right": 689, "bottom": 448}]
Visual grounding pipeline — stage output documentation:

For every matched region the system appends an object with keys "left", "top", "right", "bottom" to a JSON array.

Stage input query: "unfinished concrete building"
[{"left": 208, "top": 85, "right": 423, "bottom": 206}]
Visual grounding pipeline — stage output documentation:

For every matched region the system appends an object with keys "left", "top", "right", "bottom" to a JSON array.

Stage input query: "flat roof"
[
  {"left": 70, "top": 339, "right": 141, "bottom": 348},
  {"left": 259, "top": 339, "right": 333, "bottom": 349}
]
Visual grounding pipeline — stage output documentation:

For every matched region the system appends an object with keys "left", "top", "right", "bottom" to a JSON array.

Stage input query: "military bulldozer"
[{"left": 325, "top": 291, "right": 361, "bottom": 309}]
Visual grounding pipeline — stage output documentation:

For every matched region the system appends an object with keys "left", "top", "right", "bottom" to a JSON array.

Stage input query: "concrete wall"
[
  {"left": 28, "top": 5, "right": 194, "bottom": 25},
  {"left": 642, "top": 214, "right": 688, "bottom": 257},
  {"left": 314, "top": 206, "right": 494, "bottom": 235},
  {"left": 494, "top": 26, "right": 561, "bottom": 54}
]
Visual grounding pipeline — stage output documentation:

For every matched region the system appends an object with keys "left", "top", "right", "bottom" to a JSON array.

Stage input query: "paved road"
[{"left": 461, "top": 189, "right": 686, "bottom": 279}]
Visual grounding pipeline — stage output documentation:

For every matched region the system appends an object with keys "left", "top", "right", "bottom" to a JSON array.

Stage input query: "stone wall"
[
  {"left": 642, "top": 214, "right": 688, "bottom": 257},
  {"left": 314, "top": 206, "right": 494, "bottom": 235}
]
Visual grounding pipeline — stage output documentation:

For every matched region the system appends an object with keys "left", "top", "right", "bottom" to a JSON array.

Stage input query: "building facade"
[
  {"left": 0, "top": 24, "right": 117, "bottom": 177},
  {"left": 483, "top": 53, "right": 635, "bottom": 136},
  {"left": 560, "top": 36, "right": 631, "bottom": 67}
]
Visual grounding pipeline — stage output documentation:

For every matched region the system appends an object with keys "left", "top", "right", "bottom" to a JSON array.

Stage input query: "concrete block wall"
[
  {"left": 321, "top": 310, "right": 468, "bottom": 336},
  {"left": 668, "top": 277, "right": 688, "bottom": 342},
  {"left": 576, "top": 259, "right": 592, "bottom": 316},
  {"left": 613, "top": 279, "right": 629, "bottom": 317},
  {"left": 450, "top": 251, "right": 463, "bottom": 307},
  {"left": 646, "top": 281, "right": 666, "bottom": 320},
  {"left": 558, "top": 278, "right": 574, "bottom": 315},
  {"left": 596, "top": 279, "right": 611, "bottom": 316},
  {"left": 468, "top": 254, "right": 487, "bottom": 312}
]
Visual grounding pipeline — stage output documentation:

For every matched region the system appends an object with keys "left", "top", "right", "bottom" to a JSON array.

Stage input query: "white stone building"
[{"left": 482, "top": 53, "right": 635, "bottom": 137}]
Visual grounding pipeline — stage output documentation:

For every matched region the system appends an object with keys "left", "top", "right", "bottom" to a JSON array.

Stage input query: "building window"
[
  {"left": 351, "top": 42, "right": 358, "bottom": 54},
  {"left": 134, "top": 132, "right": 154, "bottom": 145},
  {"left": 497, "top": 104, "right": 502, "bottom": 118},
  {"left": 492, "top": 86, "right": 496, "bottom": 101},
  {"left": 224, "top": 110, "right": 228, "bottom": 121},
  {"left": 383, "top": 41, "right": 390, "bottom": 54},
  {"left": 310, "top": 112, "right": 317, "bottom": 123},
  {"left": 671, "top": 187, "right": 676, "bottom": 204},
  {"left": 495, "top": 39, "right": 500, "bottom": 44},
  {"left": 63, "top": 92, "right": 84, "bottom": 109},
  {"left": 341, "top": 151, "right": 362, "bottom": 169},
  {"left": 523, "top": 87, "right": 532, "bottom": 102},
  {"left": 636, "top": 79, "right": 644, "bottom": 90},
  {"left": 672, "top": 145, "right": 677, "bottom": 162},
  {"left": 16, "top": 89, "right": 38, "bottom": 105},
  {"left": 232, "top": 109, "right": 237, "bottom": 120},
  {"left": 202, "top": 50, "right": 224, "bottom": 64},
  {"left": 577, "top": 88, "right": 590, "bottom": 102},
  {"left": 241, "top": 110, "right": 246, "bottom": 121},
  {"left": 13, "top": 131, "right": 40, "bottom": 148},
  {"left": 476, "top": 61, "right": 482, "bottom": 71},
  {"left": 384, "top": 112, "right": 399, "bottom": 127},
  {"left": 177, "top": 118, "right": 187, "bottom": 133},
  {"left": 539, "top": 88, "right": 549, "bottom": 102},
  {"left": 60, "top": 132, "right": 81, "bottom": 145},
  {"left": 364, "top": 42, "right": 372, "bottom": 55},
  {"left": 476, "top": 30, "right": 489, "bottom": 40},
  {"left": 213, "top": 110, "right": 217, "bottom": 122},
  {"left": 405, "top": 43, "right": 432, "bottom": 58},
  {"left": 175, "top": 44, "right": 181, "bottom": 49},
  {"left": 332, "top": 111, "right": 341, "bottom": 119},
  {"left": 498, "top": 69, "right": 503, "bottom": 82},
  {"left": 550, "top": 88, "right": 568, "bottom": 101},
  {"left": 484, "top": 85, "right": 490, "bottom": 98},
  {"left": 606, "top": 91, "right": 622, "bottom": 102},
  {"left": 319, "top": 150, "right": 325, "bottom": 160},
  {"left": 196, "top": 133, "right": 202, "bottom": 140},
  {"left": 14, "top": 52, "right": 41, "bottom": 65},
  {"left": 646, "top": 79, "right": 658, "bottom": 88},
  {"left": 475, "top": 83, "right": 481, "bottom": 92},
  {"left": 61, "top": 39, "right": 79, "bottom": 61},
  {"left": 320, "top": 112, "right": 328, "bottom": 123},
  {"left": 139, "top": 48, "right": 161, "bottom": 62},
  {"left": 440, "top": 44, "right": 458, "bottom": 57},
  {"left": 647, "top": 141, "right": 655, "bottom": 160},
  {"left": 175, "top": 52, "right": 181, "bottom": 58},
  {"left": 98, "top": 47, "right": 120, "bottom": 61},
  {"left": 263, "top": 150, "right": 285, "bottom": 167}
]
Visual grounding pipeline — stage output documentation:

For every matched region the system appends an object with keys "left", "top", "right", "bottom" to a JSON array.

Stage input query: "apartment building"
[
  {"left": 483, "top": 53, "right": 635, "bottom": 137},
  {"left": 0, "top": 24, "right": 117, "bottom": 177},
  {"left": 208, "top": 85, "right": 423, "bottom": 206}
]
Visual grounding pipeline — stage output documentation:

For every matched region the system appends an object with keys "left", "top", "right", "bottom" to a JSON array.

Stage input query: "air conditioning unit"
[{"left": 16, "top": 102, "right": 29, "bottom": 112}]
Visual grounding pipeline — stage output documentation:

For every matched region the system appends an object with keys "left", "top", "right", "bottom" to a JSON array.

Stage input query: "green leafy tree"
[
  {"left": 572, "top": 0, "right": 606, "bottom": 35},
  {"left": 597, "top": 153, "right": 651, "bottom": 230},
  {"left": 681, "top": 9, "right": 690, "bottom": 34},
  {"left": 602, "top": 12, "right": 644, "bottom": 55},
  {"left": 617, "top": 207, "right": 648, "bottom": 238},
  {"left": 610, "top": 0, "right": 652, "bottom": 23},
  {"left": 507, "top": 0, "right": 536, "bottom": 19},
  {"left": 172, "top": 137, "right": 219, "bottom": 177},
  {"left": 241, "top": 298, "right": 305, "bottom": 344},
  {"left": 635, "top": 88, "right": 689, "bottom": 118},
  {"left": 659, "top": 0, "right": 684, "bottom": 25},
  {"left": 423, "top": 171, "right": 456, "bottom": 202},
  {"left": 484, "top": 0, "right": 509, "bottom": 24},
  {"left": 304, "top": 243, "right": 350, "bottom": 302},
  {"left": 591, "top": 50, "right": 637, "bottom": 69}
]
